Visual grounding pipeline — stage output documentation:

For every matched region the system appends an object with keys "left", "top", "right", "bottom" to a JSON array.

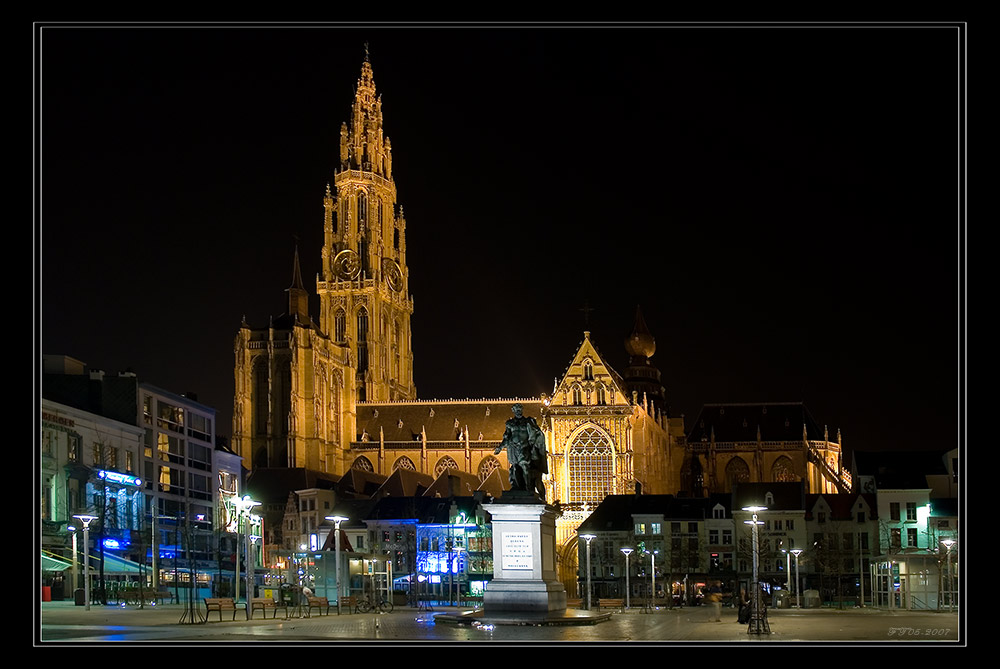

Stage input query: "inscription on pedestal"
[{"left": 501, "top": 532, "right": 533, "bottom": 570}]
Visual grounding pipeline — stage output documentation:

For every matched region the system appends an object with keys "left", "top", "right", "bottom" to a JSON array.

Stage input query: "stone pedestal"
[{"left": 482, "top": 494, "right": 566, "bottom": 613}]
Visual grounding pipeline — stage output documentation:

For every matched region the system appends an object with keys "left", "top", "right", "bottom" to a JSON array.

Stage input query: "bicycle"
[{"left": 354, "top": 594, "right": 393, "bottom": 613}]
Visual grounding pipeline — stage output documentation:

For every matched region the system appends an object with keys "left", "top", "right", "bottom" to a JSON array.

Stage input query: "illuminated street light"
[
  {"left": 790, "top": 549, "right": 803, "bottom": 608},
  {"left": 742, "top": 506, "right": 768, "bottom": 634},
  {"left": 581, "top": 534, "right": 596, "bottom": 610},
  {"left": 620, "top": 547, "right": 634, "bottom": 609},
  {"left": 233, "top": 495, "right": 261, "bottom": 606},
  {"left": 941, "top": 539, "right": 956, "bottom": 612},
  {"left": 326, "top": 515, "right": 349, "bottom": 614},
  {"left": 72, "top": 515, "right": 97, "bottom": 611}
]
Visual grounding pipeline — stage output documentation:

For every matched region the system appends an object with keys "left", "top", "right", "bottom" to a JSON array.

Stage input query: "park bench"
[
  {"left": 307, "top": 596, "right": 331, "bottom": 616},
  {"left": 598, "top": 598, "right": 626, "bottom": 612},
  {"left": 337, "top": 595, "right": 356, "bottom": 615},
  {"left": 204, "top": 597, "right": 248, "bottom": 621},
  {"left": 153, "top": 591, "right": 174, "bottom": 605},
  {"left": 250, "top": 597, "right": 289, "bottom": 619},
  {"left": 566, "top": 598, "right": 583, "bottom": 609}
]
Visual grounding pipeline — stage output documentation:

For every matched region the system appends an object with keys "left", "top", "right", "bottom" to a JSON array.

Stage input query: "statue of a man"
[{"left": 495, "top": 403, "right": 547, "bottom": 498}]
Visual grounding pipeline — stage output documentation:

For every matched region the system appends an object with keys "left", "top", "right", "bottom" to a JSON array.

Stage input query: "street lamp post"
[
  {"left": 68, "top": 525, "right": 79, "bottom": 596},
  {"left": 326, "top": 515, "right": 349, "bottom": 614},
  {"left": 783, "top": 548, "right": 791, "bottom": 600},
  {"left": 651, "top": 551, "right": 656, "bottom": 606},
  {"left": 743, "top": 506, "right": 769, "bottom": 635},
  {"left": 234, "top": 496, "right": 261, "bottom": 607},
  {"left": 791, "top": 549, "right": 803, "bottom": 608},
  {"left": 620, "top": 548, "right": 633, "bottom": 609},
  {"left": 941, "top": 539, "right": 955, "bottom": 612},
  {"left": 73, "top": 515, "right": 97, "bottom": 611},
  {"left": 581, "top": 534, "right": 596, "bottom": 610}
]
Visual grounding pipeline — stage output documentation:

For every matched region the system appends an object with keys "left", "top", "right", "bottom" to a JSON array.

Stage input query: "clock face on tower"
[
  {"left": 382, "top": 258, "right": 403, "bottom": 292},
  {"left": 333, "top": 249, "right": 362, "bottom": 280}
]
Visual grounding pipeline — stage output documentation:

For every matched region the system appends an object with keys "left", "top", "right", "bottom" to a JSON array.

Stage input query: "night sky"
[{"left": 37, "top": 23, "right": 964, "bottom": 458}]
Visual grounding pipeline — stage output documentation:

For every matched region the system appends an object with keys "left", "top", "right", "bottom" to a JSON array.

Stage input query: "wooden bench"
[
  {"left": 307, "top": 596, "right": 331, "bottom": 616},
  {"left": 250, "top": 597, "right": 289, "bottom": 619},
  {"left": 598, "top": 598, "right": 626, "bottom": 612},
  {"left": 566, "top": 598, "right": 583, "bottom": 609},
  {"left": 153, "top": 591, "right": 174, "bottom": 605},
  {"left": 337, "top": 595, "right": 356, "bottom": 615},
  {"left": 204, "top": 597, "right": 247, "bottom": 621}
]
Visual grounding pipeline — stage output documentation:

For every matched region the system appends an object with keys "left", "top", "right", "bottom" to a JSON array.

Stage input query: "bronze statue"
[{"left": 494, "top": 403, "right": 548, "bottom": 498}]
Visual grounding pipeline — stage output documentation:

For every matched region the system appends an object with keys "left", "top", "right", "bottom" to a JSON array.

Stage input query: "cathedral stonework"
[{"left": 234, "top": 53, "right": 851, "bottom": 595}]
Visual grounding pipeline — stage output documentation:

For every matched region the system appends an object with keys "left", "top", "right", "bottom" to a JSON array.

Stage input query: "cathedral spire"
[{"left": 287, "top": 242, "right": 309, "bottom": 322}]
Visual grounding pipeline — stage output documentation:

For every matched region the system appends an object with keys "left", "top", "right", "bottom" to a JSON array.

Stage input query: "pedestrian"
[
  {"left": 708, "top": 581, "right": 723, "bottom": 622},
  {"left": 737, "top": 588, "right": 750, "bottom": 624}
]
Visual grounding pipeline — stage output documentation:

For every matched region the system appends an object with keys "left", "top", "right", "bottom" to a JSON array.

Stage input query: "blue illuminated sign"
[{"left": 97, "top": 470, "right": 142, "bottom": 486}]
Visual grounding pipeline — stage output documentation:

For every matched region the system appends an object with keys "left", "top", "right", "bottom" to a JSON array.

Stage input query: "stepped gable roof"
[
  {"left": 852, "top": 450, "right": 948, "bottom": 489},
  {"left": 686, "top": 402, "right": 826, "bottom": 443},
  {"left": 246, "top": 467, "right": 339, "bottom": 506},
  {"left": 356, "top": 399, "right": 544, "bottom": 443},
  {"left": 732, "top": 481, "right": 806, "bottom": 511}
]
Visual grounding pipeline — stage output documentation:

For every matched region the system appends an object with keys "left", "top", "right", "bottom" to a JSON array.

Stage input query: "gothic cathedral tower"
[
  {"left": 318, "top": 50, "right": 416, "bottom": 405},
  {"left": 233, "top": 51, "right": 415, "bottom": 476}
]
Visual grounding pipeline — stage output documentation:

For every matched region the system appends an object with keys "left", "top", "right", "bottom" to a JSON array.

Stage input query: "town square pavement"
[{"left": 37, "top": 600, "right": 962, "bottom": 645}]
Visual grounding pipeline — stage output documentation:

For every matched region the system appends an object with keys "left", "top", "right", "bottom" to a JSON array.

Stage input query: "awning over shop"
[
  {"left": 90, "top": 553, "right": 145, "bottom": 574},
  {"left": 41, "top": 553, "right": 73, "bottom": 572}
]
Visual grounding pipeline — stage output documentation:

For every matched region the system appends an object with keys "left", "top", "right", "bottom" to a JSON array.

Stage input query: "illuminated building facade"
[
  {"left": 233, "top": 52, "right": 854, "bottom": 597},
  {"left": 232, "top": 53, "right": 414, "bottom": 477}
]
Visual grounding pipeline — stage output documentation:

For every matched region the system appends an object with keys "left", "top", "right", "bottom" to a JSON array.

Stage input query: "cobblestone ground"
[{"left": 38, "top": 602, "right": 963, "bottom": 644}]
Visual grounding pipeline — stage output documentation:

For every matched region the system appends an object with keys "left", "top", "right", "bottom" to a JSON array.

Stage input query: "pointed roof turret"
[
  {"left": 625, "top": 304, "right": 656, "bottom": 360},
  {"left": 286, "top": 243, "right": 310, "bottom": 322}
]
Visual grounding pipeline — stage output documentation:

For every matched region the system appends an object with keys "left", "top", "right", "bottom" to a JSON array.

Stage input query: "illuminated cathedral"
[{"left": 232, "top": 52, "right": 850, "bottom": 589}]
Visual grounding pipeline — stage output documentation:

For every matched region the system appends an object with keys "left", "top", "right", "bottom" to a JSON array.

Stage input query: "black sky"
[{"left": 37, "top": 23, "right": 964, "bottom": 457}]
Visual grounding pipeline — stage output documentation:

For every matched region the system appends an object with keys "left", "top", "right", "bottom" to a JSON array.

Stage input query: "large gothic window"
[
  {"left": 771, "top": 456, "right": 797, "bottom": 482},
  {"left": 725, "top": 457, "right": 750, "bottom": 489},
  {"left": 434, "top": 456, "right": 459, "bottom": 478},
  {"left": 392, "top": 321, "right": 401, "bottom": 382},
  {"left": 478, "top": 456, "right": 501, "bottom": 482},
  {"left": 567, "top": 427, "right": 614, "bottom": 505},
  {"left": 351, "top": 456, "right": 374, "bottom": 472},
  {"left": 252, "top": 358, "right": 268, "bottom": 435},
  {"left": 393, "top": 456, "right": 416, "bottom": 472}
]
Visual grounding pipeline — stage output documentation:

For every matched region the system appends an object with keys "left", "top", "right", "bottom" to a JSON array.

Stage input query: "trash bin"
[
  {"left": 773, "top": 590, "right": 790, "bottom": 609},
  {"left": 74, "top": 588, "right": 86, "bottom": 606},
  {"left": 803, "top": 589, "right": 821, "bottom": 609}
]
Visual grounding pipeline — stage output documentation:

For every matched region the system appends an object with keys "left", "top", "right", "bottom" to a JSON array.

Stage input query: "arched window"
[
  {"left": 252, "top": 358, "right": 268, "bottom": 435},
  {"left": 334, "top": 308, "right": 347, "bottom": 343},
  {"left": 392, "top": 321, "right": 401, "bottom": 381},
  {"left": 351, "top": 456, "right": 374, "bottom": 472},
  {"left": 567, "top": 427, "right": 614, "bottom": 505},
  {"left": 478, "top": 456, "right": 501, "bottom": 482},
  {"left": 357, "top": 191, "right": 367, "bottom": 231},
  {"left": 771, "top": 456, "right": 797, "bottom": 482},
  {"left": 392, "top": 456, "right": 416, "bottom": 472},
  {"left": 596, "top": 384, "right": 607, "bottom": 405},
  {"left": 357, "top": 308, "right": 369, "bottom": 373},
  {"left": 583, "top": 360, "right": 594, "bottom": 381},
  {"left": 434, "top": 456, "right": 459, "bottom": 478},
  {"left": 572, "top": 385, "right": 583, "bottom": 406},
  {"left": 725, "top": 457, "right": 750, "bottom": 490}
]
